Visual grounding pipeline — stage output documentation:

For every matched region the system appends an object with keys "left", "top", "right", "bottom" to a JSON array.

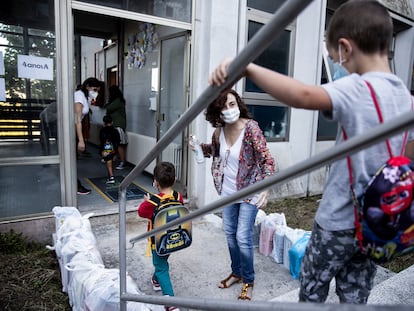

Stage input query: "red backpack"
[{"left": 344, "top": 81, "right": 414, "bottom": 262}]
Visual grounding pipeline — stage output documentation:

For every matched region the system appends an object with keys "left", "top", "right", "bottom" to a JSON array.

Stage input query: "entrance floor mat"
[{"left": 85, "top": 176, "right": 149, "bottom": 203}]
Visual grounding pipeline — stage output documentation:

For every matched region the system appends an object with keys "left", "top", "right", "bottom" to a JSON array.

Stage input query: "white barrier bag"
[
  {"left": 283, "top": 227, "right": 306, "bottom": 271},
  {"left": 271, "top": 213, "right": 286, "bottom": 264},
  {"left": 288, "top": 232, "right": 311, "bottom": 279},
  {"left": 253, "top": 210, "right": 266, "bottom": 248},
  {"left": 259, "top": 213, "right": 285, "bottom": 256}
]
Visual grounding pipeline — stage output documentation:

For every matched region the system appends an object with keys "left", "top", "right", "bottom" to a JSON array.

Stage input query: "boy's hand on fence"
[{"left": 209, "top": 58, "right": 232, "bottom": 86}]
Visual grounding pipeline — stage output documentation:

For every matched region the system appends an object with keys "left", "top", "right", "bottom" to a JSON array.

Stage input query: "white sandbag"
[
  {"left": 259, "top": 213, "right": 285, "bottom": 256},
  {"left": 52, "top": 206, "right": 82, "bottom": 232},
  {"left": 271, "top": 213, "right": 287, "bottom": 264},
  {"left": 83, "top": 268, "right": 155, "bottom": 311},
  {"left": 60, "top": 235, "right": 103, "bottom": 293},
  {"left": 65, "top": 261, "right": 105, "bottom": 311},
  {"left": 56, "top": 213, "right": 95, "bottom": 245},
  {"left": 50, "top": 209, "right": 96, "bottom": 293},
  {"left": 283, "top": 227, "right": 306, "bottom": 271}
]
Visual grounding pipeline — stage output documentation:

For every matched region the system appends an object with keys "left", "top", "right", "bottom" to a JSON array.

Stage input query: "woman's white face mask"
[
  {"left": 88, "top": 90, "right": 99, "bottom": 100},
  {"left": 221, "top": 107, "right": 240, "bottom": 124}
]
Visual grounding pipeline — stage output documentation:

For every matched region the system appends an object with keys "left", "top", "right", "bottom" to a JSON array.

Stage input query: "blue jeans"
[{"left": 222, "top": 202, "right": 258, "bottom": 284}]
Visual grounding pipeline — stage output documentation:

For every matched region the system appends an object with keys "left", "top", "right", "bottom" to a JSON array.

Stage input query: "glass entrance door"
[
  {"left": 0, "top": 1, "right": 61, "bottom": 220},
  {"left": 158, "top": 33, "right": 189, "bottom": 183}
]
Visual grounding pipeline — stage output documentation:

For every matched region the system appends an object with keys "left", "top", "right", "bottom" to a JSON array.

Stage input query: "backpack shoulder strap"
[
  {"left": 172, "top": 190, "right": 180, "bottom": 201},
  {"left": 364, "top": 81, "right": 393, "bottom": 157},
  {"left": 147, "top": 193, "right": 162, "bottom": 207}
]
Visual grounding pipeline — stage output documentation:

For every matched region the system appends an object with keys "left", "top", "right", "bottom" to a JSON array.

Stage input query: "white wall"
[{"left": 188, "top": 0, "right": 241, "bottom": 207}]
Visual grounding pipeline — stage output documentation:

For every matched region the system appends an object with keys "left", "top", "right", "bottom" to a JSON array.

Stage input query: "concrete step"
[
  {"left": 271, "top": 265, "right": 395, "bottom": 304},
  {"left": 368, "top": 264, "right": 414, "bottom": 305}
]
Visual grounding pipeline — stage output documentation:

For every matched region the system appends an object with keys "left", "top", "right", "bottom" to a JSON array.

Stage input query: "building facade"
[{"left": 0, "top": 0, "right": 413, "bottom": 223}]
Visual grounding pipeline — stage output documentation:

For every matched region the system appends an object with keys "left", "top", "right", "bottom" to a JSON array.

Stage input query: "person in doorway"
[
  {"left": 99, "top": 115, "right": 120, "bottom": 184},
  {"left": 193, "top": 89, "right": 275, "bottom": 301},
  {"left": 209, "top": 0, "right": 413, "bottom": 304},
  {"left": 74, "top": 77, "right": 101, "bottom": 195},
  {"left": 105, "top": 85, "right": 128, "bottom": 170},
  {"left": 138, "top": 162, "right": 182, "bottom": 311}
]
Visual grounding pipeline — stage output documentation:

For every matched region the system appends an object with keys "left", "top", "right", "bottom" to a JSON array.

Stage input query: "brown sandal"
[
  {"left": 218, "top": 273, "right": 242, "bottom": 289},
  {"left": 238, "top": 283, "right": 254, "bottom": 300}
]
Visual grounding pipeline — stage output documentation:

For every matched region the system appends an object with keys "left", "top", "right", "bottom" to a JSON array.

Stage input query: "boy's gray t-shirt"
[{"left": 317, "top": 72, "right": 413, "bottom": 231}]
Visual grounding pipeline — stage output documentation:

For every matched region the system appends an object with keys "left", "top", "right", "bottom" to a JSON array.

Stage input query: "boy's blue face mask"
[{"left": 332, "top": 46, "right": 349, "bottom": 80}]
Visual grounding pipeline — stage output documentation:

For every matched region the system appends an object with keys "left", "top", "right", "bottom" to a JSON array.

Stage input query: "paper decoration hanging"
[{"left": 126, "top": 23, "right": 159, "bottom": 69}]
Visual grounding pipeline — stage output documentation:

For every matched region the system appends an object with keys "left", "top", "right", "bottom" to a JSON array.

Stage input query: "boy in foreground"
[{"left": 210, "top": 0, "right": 413, "bottom": 304}]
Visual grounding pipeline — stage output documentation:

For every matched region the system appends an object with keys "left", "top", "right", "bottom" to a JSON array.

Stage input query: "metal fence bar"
[
  {"left": 125, "top": 111, "right": 414, "bottom": 310},
  {"left": 121, "top": 293, "right": 414, "bottom": 311},
  {"left": 130, "top": 110, "right": 414, "bottom": 244},
  {"left": 119, "top": 1, "right": 314, "bottom": 310}
]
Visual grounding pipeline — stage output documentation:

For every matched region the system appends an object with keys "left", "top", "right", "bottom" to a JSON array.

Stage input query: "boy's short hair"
[
  {"left": 154, "top": 162, "right": 176, "bottom": 188},
  {"left": 103, "top": 115, "right": 112, "bottom": 125},
  {"left": 326, "top": 0, "right": 393, "bottom": 55}
]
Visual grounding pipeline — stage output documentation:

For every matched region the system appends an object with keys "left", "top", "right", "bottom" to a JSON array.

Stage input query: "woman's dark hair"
[
  {"left": 80, "top": 77, "right": 101, "bottom": 98},
  {"left": 108, "top": 85, "right": 126, "bottom": 103},
  {"left": 153, "top": 162, "right": 176, "bottom": 188},
  {"left": 205, "top": 89, "right": 252, "bottom": 127}
]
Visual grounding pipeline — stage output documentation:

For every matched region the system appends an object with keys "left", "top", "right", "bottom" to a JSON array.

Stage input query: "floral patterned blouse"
[{"left": 201, "top": 119, "right": 276, "bottom": 201}]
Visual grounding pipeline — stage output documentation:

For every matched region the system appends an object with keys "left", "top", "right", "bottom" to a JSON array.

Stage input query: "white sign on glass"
[{"left": 17, "top": 55, "right": 53, "bottom": 81}]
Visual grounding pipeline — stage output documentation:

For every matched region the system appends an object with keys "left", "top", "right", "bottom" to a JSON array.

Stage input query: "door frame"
[
  {"left": 156, "top": 31, "right": 191, "bottom": 190},
  {"left": 60, "top": 1, "right": 192, "bottom": 206}
]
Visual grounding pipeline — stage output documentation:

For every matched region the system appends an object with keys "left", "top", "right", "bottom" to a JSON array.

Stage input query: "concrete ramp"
[
  {"left": 90, "top": 212, "right": 412, "bottom": 307},
  {"left": 91, "top": 212, "right": 299, "bottom": 302}
]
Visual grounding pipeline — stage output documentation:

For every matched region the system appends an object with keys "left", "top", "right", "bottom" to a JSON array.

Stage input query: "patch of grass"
[
  {"left": 264, "top": 195, "right": 414, "bottom": 273},
  {"left": 0, "top": 230, "right": 71, "bottom": 311}
]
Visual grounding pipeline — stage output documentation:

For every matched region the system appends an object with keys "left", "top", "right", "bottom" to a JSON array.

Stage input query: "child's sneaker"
[
  {"left": 116, "top": 161, "right": 125, "bottom": 170},
  {"left": 151, "top": 276, "right": 161, "bottom": 291},
  {"left": 106, "top": 176, "right": 115, "bottom": 184},
  {"left": 77, "top": 186, "right": 91, "bottom": 195}
]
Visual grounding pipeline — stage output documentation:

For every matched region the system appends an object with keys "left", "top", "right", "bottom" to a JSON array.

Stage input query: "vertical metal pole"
[{"left": 119, "top": 188, "right": 127, "bottom": 311}]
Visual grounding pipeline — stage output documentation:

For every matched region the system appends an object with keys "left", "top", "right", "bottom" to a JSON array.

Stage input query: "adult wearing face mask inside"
[
  {"left": 74, "top": 77, "right": 101, "bottom": 195},
  {"left": 192, "top": 89, "right": 275, "bottom": 301}
]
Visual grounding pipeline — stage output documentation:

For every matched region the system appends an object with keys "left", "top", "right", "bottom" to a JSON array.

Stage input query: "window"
[
  {"left": 247, "top": 0, "right": 286, "bottom": 14},
  {"left": 316, "top": 39, "right": 338, "bottom": 141},
  {"left": 316, "top": 10, "right": 338, "bottom": 141},
  {"left": 0, "top": 23, "right": 56, "bottom": 146},
  {"left": 243, "top": 7, "right": 295, "bottom": 141},
  {"left": 77, "top": 0, "right": 192, "bottom": 23}
]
